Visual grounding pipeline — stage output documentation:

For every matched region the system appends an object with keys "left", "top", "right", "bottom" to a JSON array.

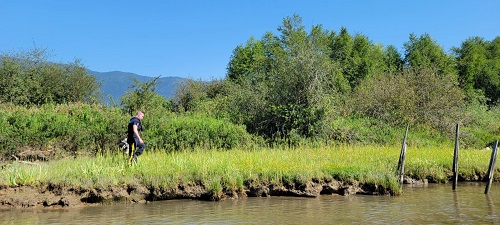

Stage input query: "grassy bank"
[{"left": 1, "top": 145, "right": 498, "bottom": 197}]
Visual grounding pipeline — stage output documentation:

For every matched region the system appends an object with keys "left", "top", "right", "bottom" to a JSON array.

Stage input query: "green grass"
[
  {"left": 1, "top": 145, "right": 498, "bottom": 196},
  {"left": 404, "top": 145, "right": 495, "bottom": 182}
]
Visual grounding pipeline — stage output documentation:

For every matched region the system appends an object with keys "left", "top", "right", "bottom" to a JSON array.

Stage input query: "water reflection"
[{"left": 1, "top": 183, "right": 499, "bottom": 224}]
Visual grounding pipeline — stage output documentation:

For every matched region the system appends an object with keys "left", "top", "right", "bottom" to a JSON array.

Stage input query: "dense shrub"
[
  {"left": 0, "top": 103, "right": 125, "bottom": 160},
  {"left": 0, "top": 103, "right": 261, "bottom": 161},
  {"left": 145, "top": 113, "right": 260, "bottom": 152},
  {"left": 353, "top": 67, "right": 465, "bottom": 135},
  {"left": 459, "top": 103, "right": 500, "bottom": 148},
  {"left": 0, "top": 48, "right": 101, "bottom": 106}
]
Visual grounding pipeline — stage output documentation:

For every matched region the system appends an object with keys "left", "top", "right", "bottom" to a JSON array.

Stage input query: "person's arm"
[{"left": 133, "top": 124, "right": 144, "bottom": 144}]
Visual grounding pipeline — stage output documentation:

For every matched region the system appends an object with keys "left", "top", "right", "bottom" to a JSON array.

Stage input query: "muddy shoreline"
[{"left": 0, "top": 178, "right": 401, "bottom": 209}]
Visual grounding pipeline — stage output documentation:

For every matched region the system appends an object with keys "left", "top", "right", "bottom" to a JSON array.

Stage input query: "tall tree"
[
  {"left": 328, "top": 28, "right": 387, "bottom": 88},
  {"left": 403, "top": 33, "right": 456, "bottom": 75},
  {"left": 225, "top": 14, "right": 348, "bottom": 138},
  {"left": 454, "top": 36, "right": 500, "bottom": 105},
  {"left": 227, "top": 37, "right": 266, "bottom": 82},
  {"left": 382, "top": 45, "right": 404, "bottom": 74},
  {"left": 121, "top": 76, "right": 168, "bottom": 115},
  {"left": 329, "top": 27, "right": 354, "bottom": 86}
]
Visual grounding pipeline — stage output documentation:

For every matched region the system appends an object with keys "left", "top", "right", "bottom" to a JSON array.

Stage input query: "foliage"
[
  {"left": 2, "top": 14, "right": 500, "bottom": 156},
  {"left": 454, "top": 36, "right": 500, "bottom": 105},
  {"left": 353, "top": 67, "right": 465, "bottom": 134},
  {"left": 172, "top": 14, "right": 499, "bottom": 148},
  {"left": 383, "top": 45, "right": 404, "bottom": 74},
  {"left": 120, "top": 75, "right": 171, "bottom": 116},
  {"left": 0, "top": 103, "right": 260, "bottom": 160},
  {"left": 329, "top": 27, "right": 389, "bottom": 88},
  {"left": 173, "top": 79, "right": 209, "bottom": 112},
  {"left": 264, "top": 15, "right": 343, "bottom": 138},
  {"left": 0, "top": 103, "right": 126, "bottom": 160},
  {"left": 224, "top": 15, "right": 352, "bottom": 139},
  {"left": 227, "top": 37, "right": 267, "bottom": 82},
  {"left": 144, "top": 112, "right": 260, "bottom": 152},
  {"left": 403, "top": 33, "right": 457, "bottom": 76},
  {"left": 459, "top": 103, "right": 500, "bottom": 148},
  {"left": 0, "top": 47, "right": 101, "bottom": 105}
]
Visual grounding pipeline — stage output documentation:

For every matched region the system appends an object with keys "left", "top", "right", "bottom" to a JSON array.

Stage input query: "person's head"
[{"left": 136, "top": 111, "right": 144, "bottom": 120}]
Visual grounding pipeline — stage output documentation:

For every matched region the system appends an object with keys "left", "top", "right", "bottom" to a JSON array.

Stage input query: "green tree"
[
  {"left": 173, "top": 79, "right": 208, "bottom": 112},
  {"left": 0, "top": 47, "right": 101, "bottom": 105},
  {"left": 64, "top": 61, "right": 102, "bottom": 103},
  {"left": 265, "top": 16, "right": 340, "bottom": 137},
  {"left": 329, "top": 27, "right": 353, "bottom": 65},
  {"left": 223, "top": 14, "right": 349, "bottom": 139},
  {"left": 382, "top": 45, "right": 404, "bottom": 74},
  {"left": 227, "top": 37, "right": 267, "bottom": 82},
  {"left": 329, "top": 27, "right": 354, "bottom": 86},
  {"left": 354, "top": 67, "right": 465, "bottom": 133},
  {"left": 454, "top": 36, "right": 500, "bottom": 105},
  {"left": 121, "top": 76, "right": 169, "bottom": 115},
  {"left": 0, "top": 57, "right": 28, "bottom": 104},
  {"left": 403, "top": 33, "right": 456, "bottom": 75},
  {"left": 328, "top": 28, "right": 388, "bottom": 88}
]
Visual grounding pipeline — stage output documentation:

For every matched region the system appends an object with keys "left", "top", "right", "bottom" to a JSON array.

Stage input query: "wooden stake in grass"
[
  {"left": 397, "top": 125, "right": 409, "bottom": 184},
  {"left": 452, "top": 124, "right": 459, "bottom": 191},
  {"left": 485, "top": 140, "right": 498, "bottom": 194}
]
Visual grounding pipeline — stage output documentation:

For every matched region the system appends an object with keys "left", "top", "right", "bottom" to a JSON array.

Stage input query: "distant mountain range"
[{"left": 87, "top": 70, "right": 187, "bottom": 104}]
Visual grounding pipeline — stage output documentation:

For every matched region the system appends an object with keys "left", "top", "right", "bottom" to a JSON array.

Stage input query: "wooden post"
[
  {"left": 397, "top": 125, "right": 409, "bottom": 184},
  {"left": 452, "top": 124, "right": 459, "bottom": 190},
  {"left": 485, "top": 140, "right": 498, "bottom": 194}
]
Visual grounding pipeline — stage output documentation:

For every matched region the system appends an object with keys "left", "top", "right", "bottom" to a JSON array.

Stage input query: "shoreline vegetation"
[
  {"left": 1, "top": 145, "right": 497, "bottom": 209},
  {"left": 1, "top": 15, "right": 500, "bottom": 209}
]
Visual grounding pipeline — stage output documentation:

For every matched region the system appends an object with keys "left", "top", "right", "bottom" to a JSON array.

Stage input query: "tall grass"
[
  {"left": 1, "top": 145, "right": 496, "bottom": 195},
  {"left": 404, "top": 145, "right": 495, "bottom": 182}
]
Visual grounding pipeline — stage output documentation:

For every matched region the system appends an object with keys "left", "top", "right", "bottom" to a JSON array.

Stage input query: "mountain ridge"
[{"left": 87, "top": 70, "right": 187, "bottom": 104}]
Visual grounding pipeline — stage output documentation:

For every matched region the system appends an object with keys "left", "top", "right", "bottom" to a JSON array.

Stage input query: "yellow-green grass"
[{"left": 1, "top": 145, "right": 497, "bottom": 195}]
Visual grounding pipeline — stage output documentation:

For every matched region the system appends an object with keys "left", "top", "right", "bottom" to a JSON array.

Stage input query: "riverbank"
[
  {"left": 0, "top": 145, "right": 497, "bottom": 209},
  {"left": 0, "top": 178, "right": 398, "bottom": 209}
]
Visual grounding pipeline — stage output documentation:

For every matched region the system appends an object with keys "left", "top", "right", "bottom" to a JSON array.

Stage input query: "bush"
[
  {"left": 353, "top": 67, "right": 465, "bottom": 135},
  {"left": 0, "top": 103, "right": 126, "bottom": 160},
  {"left": 145, "top": 113, "right": 261, "bottom": 152},
  {"left": 0, "top": 103, "right": 261, "bottom": 161},
  {"left": 460, "top": 103, "right": 500, "bottom": 148},
  {"left": 0, "top": 48, "right": 101, "bottom": 106},
  {"left": 313, "top": 116, "right": 450, "bottom": 147}
]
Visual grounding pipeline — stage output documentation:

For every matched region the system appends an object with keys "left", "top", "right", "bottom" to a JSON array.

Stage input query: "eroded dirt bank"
[{"left": 0, "top": 179, "right": 395, "bottom": 209}]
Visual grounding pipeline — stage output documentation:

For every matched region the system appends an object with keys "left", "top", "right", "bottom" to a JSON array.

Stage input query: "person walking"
[{"left": 127, "top": 111, "right": 145, "bottom": 164}]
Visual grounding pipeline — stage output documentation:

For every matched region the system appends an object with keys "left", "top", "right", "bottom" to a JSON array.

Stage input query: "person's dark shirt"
[{"left": 127, "top": 116, "right": 142, "bottom": 139}]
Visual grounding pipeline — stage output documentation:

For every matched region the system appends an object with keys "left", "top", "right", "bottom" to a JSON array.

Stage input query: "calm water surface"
[{"left": 1, "top": 183, "right": 499, "bottom": 224}]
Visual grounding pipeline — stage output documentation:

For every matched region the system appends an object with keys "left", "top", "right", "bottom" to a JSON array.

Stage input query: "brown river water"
[{"left": 1, "top": 182, "right": 499, "bottom": 224}]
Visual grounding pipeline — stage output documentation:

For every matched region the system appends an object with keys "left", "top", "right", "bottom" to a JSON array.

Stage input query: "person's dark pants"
[{"left": 127, "top": 138, "right": 146, "bottom": 159}]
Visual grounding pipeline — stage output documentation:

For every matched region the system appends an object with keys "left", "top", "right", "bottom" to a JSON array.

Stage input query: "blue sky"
[{"left": 1, "top": 1, "right": 499, "bottom": 81}]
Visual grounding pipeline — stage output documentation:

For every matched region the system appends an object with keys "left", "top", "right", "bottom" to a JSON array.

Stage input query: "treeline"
[
  {"left": 176, "top": 15, "right": 500, "bottom": 147},
  {"left": 0, "top": 49, "right": 256, "bottom": 160},
  {"left": 1, "top": 14, "right": 499, "bottom": 160}
]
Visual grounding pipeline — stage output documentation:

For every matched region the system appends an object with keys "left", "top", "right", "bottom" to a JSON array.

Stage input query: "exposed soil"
[
  {"left": 0, "top": 179, "right": 396, "bottom": 209},
  {"left": 1, "top": 149, "right": 488, "bottom": 210}
]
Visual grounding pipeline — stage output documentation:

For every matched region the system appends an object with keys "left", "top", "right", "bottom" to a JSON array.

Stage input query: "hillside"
[{"left": 88, "top": 70, "right": 187, "bottom": 104}]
